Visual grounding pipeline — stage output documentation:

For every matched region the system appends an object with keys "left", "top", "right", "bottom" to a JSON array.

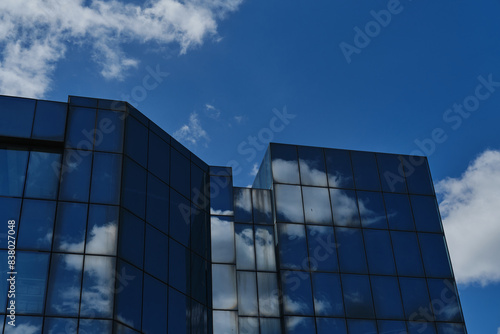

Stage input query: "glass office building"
[{"left": 0, "top": 95, "right": 467, "bottom": 333}]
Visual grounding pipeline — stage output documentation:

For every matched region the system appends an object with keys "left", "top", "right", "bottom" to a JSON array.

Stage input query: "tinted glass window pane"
[
  {"left": 378, "top": 320, "right": 406, "bottom": 334},
  {"left": 114, "top": 323, "right": 140, "bottom": 333},
  {"left": 408, "top": 322, "right": 437, "bottom": 334},
  {"left": 25, "top": 151, "right": 61, "bottom": 199},
  {"left": 253, "top": 148, "right": 272, "bottom": 189},
  {"left": 271, "top": 144, "right": 299, "bottom": 184},
  {"left": 0, "top": 149, "right": 28, "bottom": 197},
  {"left": 411, "top": 195, "right": 443, "bottom": 232},
  {"left": 94, "top": 110, "right": 124, "bottom": 153},
  {"left": 191, "top": 300, "right": 208, "bottom": 334},
  {"left": 142, "top": 274, "right": 167, "bottom": 334},
  {"left": 58, "top": 150, "right": 92, "bottom": 202},
  {"left": 275, "top": 184, "right": 304, "bottom": 222},
  {"left": 347, "top": 320, "right": 377, "bottom": 334},
  {"left": 191, "top": 163, "right": 208, "bottom": 211},
  {"left": 357, "top": 191, "right": 388, "bottom": 228},
  {"left": 371, "top": 275, "right": 404, "bottom": 319},
  {"left": 124, "top": 115, "right": 148, "bottom": 167},
  {"left": 144, "top": 224, "right": 168, "bottom": 282},
  {"left": 168, "top": 288, "right": 189, "bottom": 334},
  {"left": 351, "top": 151, "right": 381, "bottom": 191},
  {"left": 298, "top": 146, "right": 327, "bottom": 186},
  {"left": 312, "top": 273, "right": 344, "bottom": 316},
  {"left": 363, "top": 229, "right": 396, "bottom": 275},
  {"left": 281, "top": 271, "right": 314, "bottom": 315},
  {"left": 169, "top": 240, "right": 190, "bottom": 294},
  {"left": 377, "top": 154, "right": 407, "bottom": 193},
  {"left": 239, "top": 317, "right": 259, "bottom": 334},
  {"left": 436, "top": 323, "right": 466, "bottom": 334},
  {"left": 316, "top": 318, "right": 346, "bottom": 334},
  {"left": 255, "top": 226, "right": 276, "bottom": 271},
  {"left": 235, "top": 224, "right": 255, "bottom": 270},
  {"left": 210, "top": 176, "right": 233, "bottom": 215},
  {"left": 69, "top": 96, "right": 97, "bottom": 108},
  {"left": 325, "top": 149, "right": 354, "bottom": 188},
  {"left": 213, "top": 311, "right": 238, "bottom": 333},
  {"left": 90, "top": 153, "right": 122, "bottom": 205},
  {"left": 171, "top": 148, "right": 190, "bottom": 198},
  {"left": 384, "top": 193, "right": 415, "bottom": 230},
  {"left": 4, "top": 316, "right": 42, "bottom": 334},
  {"left": 302, "top": 186, "right": 332, "bottom": 224},
  {"left": 122, "top": 157, "right": 147, "bottom": 218},
  {"left": 419, "top": 233, "right": 452, "bottom": 278},
  {"left": 79, "top": 319, "right": 112, "bottom": 333},
  {"left": 238, "top": 271, "right": 258, "bottom": 316},
  {"left": 0, "top": 198, "right": 21, "bottom": 250},
  {"left": 44, "top": 317, "right": 78, "bottom": 333},
  {"left": 427, "top": 279, "right": 463, "bottom": 322},
  {"left": 14, "top": 251, "right": 50, "bottom": 314},
  {"left": 212, "top": 264, "right": 237, "bottom": 310},
  {"left": 65, "top": 107, "right": 96, "bottom": 149},
  {"left": 234, "top": 188, "right": 252, "bottom": 223},
  {"left": 53, "top": 202, "right": 87, "bottom": 253},
  {"left": 330, "top": 189, "right": 360, "bottom": 227},
  {"left": 114, "top": 261, "right": 142, "bottom": 330},
  {"left": 278, "top": 223, "right": 308, "bottom": 270},
  {"left": 252, "top": 189, "right": 273, "bottom": 224},
  {"left": 46, "top": 254, "right": 83, "bottom": 316},
  {"left": 191, "top": 206, "right": 208, "bottom": 258},
  {"left": 17, "top": 199, "right": 56, "bottom": 251},
  {"left": 341, "top": 274, "right": 375, "bottom": 318},
  {"left": 98, "top": 99, "right": 126, "bottom": 111},
  {"left": 403, "top": 156, "right": 434, "bottom": 195},
  {"left": 148, "top": 131, "right": 170, "bottom": 183},
  {"left": 211, "top": 216, "right": 235, "bottom": 263},
  {"left": 119, "top": 210, "right": 144, "bottom": 268},
  {"left": 146, "top": 174, "right": 169, "bottom": 234},
  {"left": 32, "top": 101, "right": 67, "bottom": 141},
  {"left": 260, "top": 318, "right": 281, "bottom": 334},
  {"left": 336, "top": 227, "right": 367, "bottom": 274},
  {"left": 284, "top": 317, "right": 315, "bottom": 334},
  {"left": 391, "top": 231, "right": 425, "bottom": 276},
  {"left": 0, "top": 96, "right": 35, "bottom": 138},
  {"left": 399, "top": 277, "right": 433, "bottom": 321},
  {"left": 307, "top": 225, "right": 338, "bottom": 272},
  {"left": 80, "top": 255, "right": 115, "bottom": 318},
  {"left": 170, "top": 189, "right": 191, "bottom": 246},
  {"left": 257, "top": 272, "right": 280, "bottom": 317},
  {"left": 191, "top": 254, "right": 207, "bottom": 305},
  {"left": 86, "top": 205, "right": 119, "bottom": 255}
]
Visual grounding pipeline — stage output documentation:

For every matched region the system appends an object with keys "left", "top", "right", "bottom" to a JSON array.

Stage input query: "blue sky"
[{"left": 1, "top": 0, "right": 500, "bottom": 331}]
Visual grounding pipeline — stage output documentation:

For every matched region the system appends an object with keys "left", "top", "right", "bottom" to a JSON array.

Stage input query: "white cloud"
[
  {"left": 250, "top": 163, "right": 259, "bottom": 176},
  {"left": 497, "top": 327, "right": 500, "bottom": 334},
  {"left": 174, "top": 112, "right": 210, "bottom": 146},
  {"left": 0, "top": 0, "right": 243, "bottom": 98},
  {"left": 205, "top": 103, "right": 221, "bottom": 119},
  {"left": 234, "top": 115, "right": 244, "bottom": 123},
  {"left": 436, "top": 149, "right": 500, "bottom": 286}
]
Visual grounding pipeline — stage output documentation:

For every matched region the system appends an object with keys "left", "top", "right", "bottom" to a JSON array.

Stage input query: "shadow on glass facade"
[{"left": 0, "top": 95, "right": 466, "bottom": 333}]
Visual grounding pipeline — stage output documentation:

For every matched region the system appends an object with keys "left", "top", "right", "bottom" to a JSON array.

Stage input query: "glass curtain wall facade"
[
  {"left": 249, "top": 143, "right": 466, "bottom": 334},
  {"left": 1, "top": 95, "right": 467, "bottom": 334},
  {"left": 0, "top": 95, "right": 211, "bottom": 334}
]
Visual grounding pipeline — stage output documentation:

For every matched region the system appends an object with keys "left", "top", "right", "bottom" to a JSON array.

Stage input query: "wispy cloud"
[
  {"left": 174, "top": 112, "right": 210, "bottom": 147},
  {"left": 250, "top": 163, "right": 259, "bottom": 176},
  {"left": 497, "top": 327, "right": 500, "bottom": 334},
  {"left": 234, "top": 115, "right": 244, "bottom": 123},
  {"left": 205, "top": 103, "right": 221, "bottom": 119},
  {"left": 0, "top": 0, "right": 243, "bottom": 98},
  {"left": 436, "top": 149, "right": 500, "bottom": 286}
]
